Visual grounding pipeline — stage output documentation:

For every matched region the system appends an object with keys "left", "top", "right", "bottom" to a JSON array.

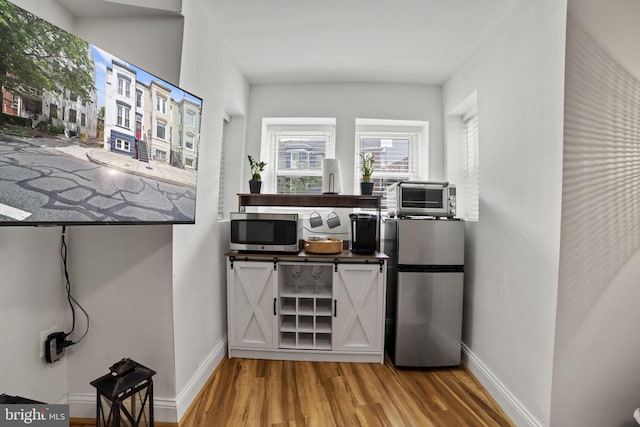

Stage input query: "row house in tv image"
[
  {"left": 103, "top": 60, "right": 202, "bottom": 170},
  {"left": 1, "top": 73, "right": 99, "bottom": 140}
]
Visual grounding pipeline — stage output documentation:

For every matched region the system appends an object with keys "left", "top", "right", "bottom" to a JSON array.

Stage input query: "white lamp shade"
[{"left": 322, "top": 158, "right": 343, "bottom": 194}]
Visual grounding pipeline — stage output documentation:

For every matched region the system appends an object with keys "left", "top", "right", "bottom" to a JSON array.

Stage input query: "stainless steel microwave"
[
  {"left": 387, "top": 181, "right": 456, "bottom": 218},
  {"left": 230, "top": 212, "right": 300, "bottom": 253}
]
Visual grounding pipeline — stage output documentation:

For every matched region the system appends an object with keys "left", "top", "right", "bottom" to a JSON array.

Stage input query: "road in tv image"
[{"left": 0, "top": 133, "right": 195, "bottom": 223}]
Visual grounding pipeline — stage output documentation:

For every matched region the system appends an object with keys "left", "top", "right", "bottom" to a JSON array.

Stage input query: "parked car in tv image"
[{"left": 0, "top": 0, "right": 203, "bottom": 225}]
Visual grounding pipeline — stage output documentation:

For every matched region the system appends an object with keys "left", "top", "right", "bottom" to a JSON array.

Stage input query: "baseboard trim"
[
  {"left": 176, "top": 335, "right": 228, "bottom": 420},
  {"left": 67, "top": 338, "right": 228, "bottom": 424},
  {"left": 462, "top": 343, "right": 542, "bottom": 427},
  {"left": 70, "top": 418, "right": 177, "bottom": 427},
  {"left": 68, "top": 393, "right": 177, "bottom": 423}
]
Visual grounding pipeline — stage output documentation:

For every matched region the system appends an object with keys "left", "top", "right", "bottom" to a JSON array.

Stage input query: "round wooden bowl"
[{"left": 304, "top": 238, "right": 343, "bottom": 254}]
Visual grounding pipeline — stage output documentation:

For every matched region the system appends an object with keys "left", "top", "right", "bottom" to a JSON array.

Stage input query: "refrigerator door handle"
[{"left": 397, "top": 264, "right": 464, "bottom": 273}]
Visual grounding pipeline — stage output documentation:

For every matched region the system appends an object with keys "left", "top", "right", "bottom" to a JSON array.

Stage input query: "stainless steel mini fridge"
[{"left": 384, "top": 218, "right": 464, "bottom": 367}]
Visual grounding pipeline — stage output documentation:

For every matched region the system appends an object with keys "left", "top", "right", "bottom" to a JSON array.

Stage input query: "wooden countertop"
[{"left": 225, "top": 250, "right": 388, "bottom": 260}]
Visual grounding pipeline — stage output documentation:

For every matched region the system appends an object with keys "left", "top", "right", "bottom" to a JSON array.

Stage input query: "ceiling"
[
  {"left": 56, "top": 0, "right": 180, "bottom": 18},
  {"left": 207, "top": 0, "right": 517, "bottom": 85},
  {"left": 55, "top": 0, "right": 518, "bottom": 85}
]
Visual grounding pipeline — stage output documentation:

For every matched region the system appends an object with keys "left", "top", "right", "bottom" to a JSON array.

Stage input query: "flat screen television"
[{"left": 0, "top": 0, "right": 203, "bottom": 225}]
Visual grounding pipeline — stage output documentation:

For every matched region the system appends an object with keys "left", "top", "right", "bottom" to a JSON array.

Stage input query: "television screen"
[{"left": 0, "top": 0, "right": 202, "bottom": 225}]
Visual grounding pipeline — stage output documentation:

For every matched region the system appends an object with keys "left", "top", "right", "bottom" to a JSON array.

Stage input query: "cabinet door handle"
[
  {"left": 334, "top": 299, "right": 337, "bottom": 317},
  {"left": 273, "top": 298, "right": 277, "bottom": 315}
]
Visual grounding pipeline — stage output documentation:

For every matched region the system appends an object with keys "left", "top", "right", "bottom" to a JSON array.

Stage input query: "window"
[
  {"left": 117, "top": 105, "right": 130, "bottom": 128},
  {"left": 11, "top": 95, "right": 19, "bottom": 108},
  {"left": 289, "top": 150, "right": 309, "bottom": 165},
  {"left": 185, "top": 157, "right": 194, "bottom": 168},
  {"left": 69, "top": 92, "right": 77, "bottom": 102},
  {"left": 154, "top": 149, "right": 167, "bottom": 161},
  {"left": 156, "top": 96, "right": 167, "bottom": 114},
  {"left": 49, "top": 104, "right": 58, "bottom": 119},
  {"left": 185, "top": 133, "right": 195, "bottom": 150},
  {"left": 69, "top": 109, "right": 77, "bottom": 124},
  {"left": 115, "top": 138, "right": 130, "bottom": 152},
  {"left": 354, "top": 119, "right": 427, "bottom": 208},
  {"left": 118, "top": 78, "right": 131, "bottom": 98},
  {"left": 186, "top": 110, "right": 196, "bottom": 127},
  {"left": 262, "top": 119, "right": 336, "bottom": 194},
  {"left": 81, "top": 113, "right": 86, "bottom": 127},
  {"left": 460, "top": 111, "right": 479, "bottom": 221},
  {"left": 156, "top": 120, "right": 166, "bottom": 140}
]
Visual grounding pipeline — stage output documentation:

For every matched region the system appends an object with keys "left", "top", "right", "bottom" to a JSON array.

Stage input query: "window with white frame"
[
  {"left": 460, "top": 111, "right": 479, "bottom": 221},
  {"left": 136, "top": 89, "right": 142, "bottom": 108},
  {"left": 185, "top": 133, "right": 195, "bottom": 150},
  {"left": 117, "top": 104, "right": 130, "bottom": 128},
  {"left": 156, "top": 96, "right": 167, "bottom": 114},
  {"left": 118, "top": 78, "right": 131, "bottom": 98},
  {"left": 354, "top": 119, "right": 427, "bottom": 208},
  {"left": 115, "top": 138, "right": 130, "bottom": 152},
  {"left": 156, "top": 120, "right": 167, "bottom": 140},
  {"left": 186, "top": 110, "right": 196, "bottom": 127},
  {"left": 262, "top": 119, "right": 336, "bottom": 194},
  {"left": 154, "top": 149, "right": 167, "bottom": 161}
]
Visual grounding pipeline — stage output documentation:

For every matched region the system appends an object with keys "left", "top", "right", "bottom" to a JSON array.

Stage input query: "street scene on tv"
[{"left": 0, "top": 0, "right": 202, "bottom": 224}]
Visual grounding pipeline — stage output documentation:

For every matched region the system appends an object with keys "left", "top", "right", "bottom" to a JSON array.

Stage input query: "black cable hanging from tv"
[{"left": 61, "top": 225, "right": 90, "bottom": 347}]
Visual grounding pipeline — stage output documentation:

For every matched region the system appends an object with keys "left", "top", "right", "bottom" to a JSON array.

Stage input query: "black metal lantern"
[{"left": 91, "top": 358, "right": 156, "bottom": 427}]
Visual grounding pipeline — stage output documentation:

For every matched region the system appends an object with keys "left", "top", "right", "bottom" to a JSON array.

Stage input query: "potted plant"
[
  {"left": 247, "top": 155, "right": 267, "bottom": 193},
  {"left": 359, "top": 153, "right": 375, "bottom": 195}
]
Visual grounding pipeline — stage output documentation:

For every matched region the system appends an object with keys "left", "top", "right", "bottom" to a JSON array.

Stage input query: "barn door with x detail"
[
  {"left": 228, "top": 261, "right": 277, "bottom": 348},
  {"left": 332, "top": 264, "right": 383, "bottom": 352}
]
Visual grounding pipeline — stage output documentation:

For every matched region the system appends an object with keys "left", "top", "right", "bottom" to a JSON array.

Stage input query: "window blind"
[
  {"left": 218, "top": 118, "right": 229, "bottom": 220},
  {"left": 461, "top": 113, "right": 479, "bottom": 221},
  {"left": 355, "top": 131, "right": 420, "bottom": 209},
  {"left": 265, "top": 124, "right": 335, "bottom": 194}
]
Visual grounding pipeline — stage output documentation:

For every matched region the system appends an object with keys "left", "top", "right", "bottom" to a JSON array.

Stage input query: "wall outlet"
[
  {"left": 40, "top": 325, "right": 58, "bottom": 359},
  {"left": 45, "top": 332, "right": 66, "bottom": 363}
]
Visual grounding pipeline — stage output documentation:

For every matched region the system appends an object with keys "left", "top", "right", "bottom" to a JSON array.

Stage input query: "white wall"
[
  {"left": 172, "top": 0, "right": 250, "bottom": 419},
  {"left": 64, "top": 226, "right": 175, "bottom": 419},
  {"left": 72, "top": 2, "right": 250, "bottom": 421},
  {"left": 551, "top": 15, "right": 640, "bottom": 426},
  {"left": 219, "top": 115, "right": 248, "bottom": 220},
  {"left": 75, "top": 15, "right": 184, "bottom": 88},
  {"left": 67, "top": 11, "right": 185, "bottom": 422},
  {"left": 443, "top": 1, "right": 567, "bottom": 425},
  {"left": 0, "top": 0, "right": 75, "bottom": 405},
  {"left": 1, "top": 0, "right": 249, "bottom": 421},
  {"left": 245, "top": 83, "right": 444, "bottom": 190},
  {"left": 4, "top": 1, "right": 188, "bottom": 421},
  {"left": 0, "top": 228, "right": 69, "bottom": 403},
  {"left": 2, "top": 1, "right": 248, "bottom": 422}
]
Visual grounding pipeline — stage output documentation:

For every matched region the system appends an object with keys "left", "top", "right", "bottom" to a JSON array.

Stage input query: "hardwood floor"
[{"left": 179, "top": 355, "right": 514, "bottom": 427}]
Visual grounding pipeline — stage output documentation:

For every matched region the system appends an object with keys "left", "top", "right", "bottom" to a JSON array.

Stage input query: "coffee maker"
[{"left": 349, "top": 213, "right": 377, "bottom": 254}]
